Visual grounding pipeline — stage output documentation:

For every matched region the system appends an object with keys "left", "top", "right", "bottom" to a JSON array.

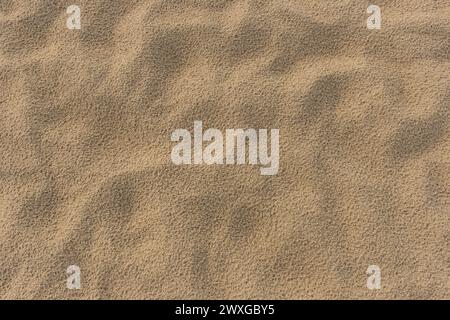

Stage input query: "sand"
[{"left": 0, "top": 0, "right": 449, "bottom": 299}]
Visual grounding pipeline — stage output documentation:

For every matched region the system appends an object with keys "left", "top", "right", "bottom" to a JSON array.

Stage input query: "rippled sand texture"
[{"left": 0, "top": 0, "right": 449, "bottom": 299}]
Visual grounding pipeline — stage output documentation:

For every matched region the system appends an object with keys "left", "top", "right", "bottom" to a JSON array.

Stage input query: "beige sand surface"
[{"left": 0, "top": 0, "right": 449, "bottom": 299}]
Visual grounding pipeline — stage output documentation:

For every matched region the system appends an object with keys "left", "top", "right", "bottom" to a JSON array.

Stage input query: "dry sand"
[{"left": 0, "top": 0, "right": 449, "bottom": 299}]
